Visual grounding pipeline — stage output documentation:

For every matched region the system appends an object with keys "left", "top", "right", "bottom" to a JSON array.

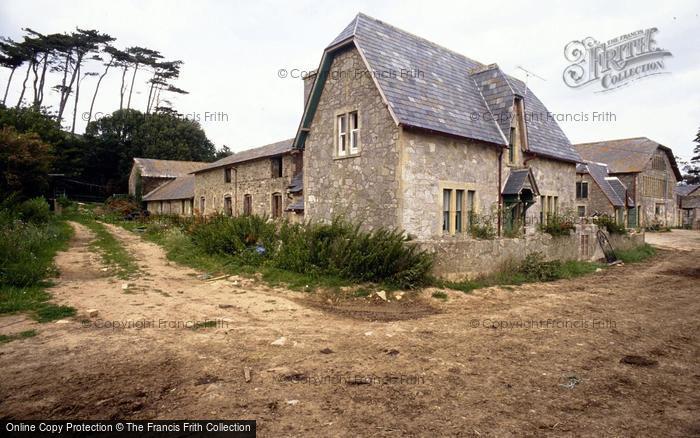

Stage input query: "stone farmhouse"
[
  {"left": 575, "top": 161, "right": 633, "bottom": 224},
  {"left": 295, "top": 13, "right": 581, "bottom": 239},
  {"left": 575, "top": 138, "right": 681, "bottom": 228},
  {"left": 677, "top": 184, "right": 700, "bottom": 229},
  {"left": 128, "top": 158, "right": 207, "bottom": 199}
]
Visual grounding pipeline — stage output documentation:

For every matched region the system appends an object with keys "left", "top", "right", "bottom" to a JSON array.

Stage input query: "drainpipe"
[{"left": 498, "top": 149, "right": 503, "bottom": 237}]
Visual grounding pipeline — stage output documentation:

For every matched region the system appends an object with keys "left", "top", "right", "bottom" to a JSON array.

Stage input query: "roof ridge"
[
  {"left": 575, "top": 136, "right": 650, "bottom": 146},
  {"left": 354, "top": 12, "right": 485, "bottom": 68}
]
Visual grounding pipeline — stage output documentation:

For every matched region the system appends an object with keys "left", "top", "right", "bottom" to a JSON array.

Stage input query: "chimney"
[{"left": 303, "top": 69, "right": 317, "bottom": 109}]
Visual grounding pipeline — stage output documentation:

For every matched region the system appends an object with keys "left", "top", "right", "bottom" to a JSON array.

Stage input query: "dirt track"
[{"left": 1, "top": 225, "right": 699, "bottom": 436}]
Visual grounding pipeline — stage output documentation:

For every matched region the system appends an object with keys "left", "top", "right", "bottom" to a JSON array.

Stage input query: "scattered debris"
[
  {"left": 395, "top": 292, "right": 404, "bottom": 301},
  {"left": 595, "top": 268, "right": 603, "bottom": 272},
  {"left": 197, "top": 273, "right": 212, "bottom": 280},
  {"left": 385, "top": 348, "right": 400, "bottom": 356},
  {"left": 620, "top": 355, "right": 658, "bottom": 367},
  {"left": 376, "top": 290, "right": 387, "bottom": 301},
  {"left": 364, "top": 331, "right": 373, "bottom": 336},
  {"left": 121, "top": 283, "right": 129, "bottom": 290},
  {"left": 271, "top": 336, "right": 287, "bottom": 346},
  {"left": 286, "top": 399, "right": 299, "bottom": 406},
  {"left": 55, "top": 319, "right": 71, "bottom": 324},
  {"left": 559, "top": 375, "right": 582, "bottom": 389},
  {"left": 86, "top": 309, "right": 99, "bottom": 317},
  {"left": 218, "top": 304, "right": 234, "bottom": 309},
  {"left": 194, "top": 374, "right": 221, "bottom": 386},
  {"left": 206, "top": 274, "right": 230, "bottom": 282},
  {"left": 244, "top": 367, "right": 252, "bottom": 383},
  {"left": 320, "top": 348, "right": 334, "bottom": 354}
]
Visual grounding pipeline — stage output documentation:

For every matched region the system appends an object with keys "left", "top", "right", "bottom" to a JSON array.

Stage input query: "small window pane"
[
  {"left": 455, "top": 190, "right": 464, "bottom": 232},
  {"left": 443, "top": 189, "right": 451, "bottom": 232}
]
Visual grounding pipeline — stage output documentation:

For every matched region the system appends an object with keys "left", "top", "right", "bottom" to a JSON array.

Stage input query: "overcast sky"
[{"left": 1, "top": 0, "right": 698, "bottom": 162}]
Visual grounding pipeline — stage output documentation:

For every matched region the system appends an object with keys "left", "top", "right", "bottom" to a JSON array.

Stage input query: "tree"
[
  {"left": 0, "top": 38, "right": 26, "bottom": 106},
  {"left": 125, "top": 46, "right": 162, "bottom": 110},
  {"left": 0, "top": 126, "right": 54, "bottom": 200},
  {"left": 86, "top": 45, "right": 123, "bottom": 124},
  {"left": 214, "top": 145, "right": 232, "bottom": 160},
  {"left": 84, "top": 109, "right": 215, "bottom": 191},
  {"left": 683, "top": 127, "right": 700, "bottom": 185}
]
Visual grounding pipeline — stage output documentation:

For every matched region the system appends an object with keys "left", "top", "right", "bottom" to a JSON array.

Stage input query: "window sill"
[{"left": 333, "top": 152, "right": 361, "bottom": 160}]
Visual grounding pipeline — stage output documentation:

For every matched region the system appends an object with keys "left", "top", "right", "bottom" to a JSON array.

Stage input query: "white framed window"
[
  {"left": 337, "top": 114, "right": 347, "bottom": 156},
  {"left": 349, "top": 111, "right": 359, "bottom": 154}
]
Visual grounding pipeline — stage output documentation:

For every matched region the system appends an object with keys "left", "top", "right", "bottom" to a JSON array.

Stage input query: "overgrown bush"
[
  {"left": 0, "top": 205, "right": 71, "bottom": 286},
  {"left": 519, "top": 251, "right": 562, "bottom": 281},
  {"left": 186, "top": 216, "right": 433, "bottom": 289},
  {"left": 469, "top": 213, "right": 496, "bottom": 239},
  {"left": 17, "top": 197, "right": 50, "bottom": 224},
  {"left": 275, "top": 218, "right": 433, "bottom": 288},
  {"left": 539, "top": 213, "right": 575, "bottom": 236},
  {"left": 594, "top": 214, "right": 627, "bottom": 235},
  {"left": 190, "top": 214, "right": 277, "bottom": 265}
]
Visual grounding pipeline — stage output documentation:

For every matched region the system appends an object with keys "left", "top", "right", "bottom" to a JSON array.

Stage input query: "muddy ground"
[{"left": 0, "top": 224, "right": 698, "bottom": 436}]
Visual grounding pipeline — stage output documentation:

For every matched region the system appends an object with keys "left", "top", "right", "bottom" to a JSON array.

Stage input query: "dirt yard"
[{"left": 1, "top": 224, "right": 698, "bottom": 436}]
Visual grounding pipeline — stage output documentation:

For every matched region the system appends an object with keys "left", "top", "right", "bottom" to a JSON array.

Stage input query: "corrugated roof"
[
  {"left": 297, "top": 13, "right": 581, "bottom": 163},
  {"left": 575, "top": 137, "right": 682, "bottom": 180},
  {"left": 133, "top": 158, "right": 208, "bottom": 178},
  {"left": 194, "top": 138, "right": 294, "bottom": 173},
  {"left": 142, "top": 174, "right": 195, "bottom": 201}
]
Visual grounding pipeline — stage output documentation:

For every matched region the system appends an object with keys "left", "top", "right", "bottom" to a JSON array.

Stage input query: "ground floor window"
[
  {"left": 442, "top": 187, "right": 476, "bottom": 235},
  {"left": 271, "top": 193, "right": 282, "bottom": 218},
  {"left": 243, "top": 194, "right": 252, "bottom": 215},
  {"left": 200, "top": 197, "right": 205, "bottom": 214},
  {"left": 577, "top": 206, "right": 586, "bottom": 217},
  {"left": 541, "top": 195, "right": 558, "bottom": 224},
  {"left": 224, "top": 196, "right": 233, "bottom": 216},
  {"left": 181, "top": 199, "right": 186, "bottom": 214}
]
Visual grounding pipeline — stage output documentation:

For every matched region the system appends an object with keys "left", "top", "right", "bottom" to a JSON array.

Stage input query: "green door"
[{"left": 628, "top": 207, "right": 637, "bottom": 228}]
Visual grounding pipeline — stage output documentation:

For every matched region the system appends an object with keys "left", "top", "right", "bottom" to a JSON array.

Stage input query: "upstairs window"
[
  {"left": 576, "top": 181, "right": 588, "bottom": 199},
  {"left": 349, "top": 111, "right": 359, "bottom": 154},
  {"left": 224, "top": 167, "right": 232, "bottom": 183},
  {"left": 337, "top": 114, "right": 347, "bottom": 156},
  {"left": 271, "top": 157, "right": 283, "bottom": 178}
]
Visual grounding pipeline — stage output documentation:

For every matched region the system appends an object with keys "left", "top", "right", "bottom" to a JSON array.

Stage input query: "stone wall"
[
  {"left": 399, "top": 128, "right": 501, "bottom": 239},
  {"left": 304, "top": 45, "right": 401, "bottom": 230},
  {"left": 193, "top": 153, "right": 300, "bottom": 218},
  {"left": 420, "top": 224, "right": 645, "bottom": 280},
  {"left": 526, "top": 157, "right": 577, "bottom": 225}
]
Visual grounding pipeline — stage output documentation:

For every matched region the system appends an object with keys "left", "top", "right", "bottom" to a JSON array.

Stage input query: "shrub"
[
  {"left": 17, "top": 197, "right": 50, "bottom": 224},
  {"left": 519, "top": 252, "right": 562, "bottom": 281},
  {"left": 594, "top": 214, "right": 627, "bottom": 235},
  {"left": 190, "top": 214, "right": 277, "bottom": 265},
  {"left": 104, "top": 195, "right": 141, "bottom": 217},
  {"left": 469, "top": 213, "right": 496, "bottom": 239},
  {"left": 274, "top": 218, "right": 433, "bottom": 289},
  {"left": 540, "top": 213, "right": 575, "bottom": 236}
]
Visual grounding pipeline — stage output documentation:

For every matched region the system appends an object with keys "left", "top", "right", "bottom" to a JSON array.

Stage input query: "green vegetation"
[
  {"left": 594, "top": 214, "right": 627, "bottom": 235},
  {"left": 68, "top": 215, "right": 138, "bottom": 279},
  {"left": 469, "top": 213, "right": 496, "bottom": 239},
  {"left": 539, "top": 213, "right": 576, "bottom": 237},
  {"left": 112, "top": 214, "right": 432, "bottom": 290},
  {"left": 0, "top": 329, "right": 38, "bottom": 345},
  {"left": 439, "top": 251, "right": 602, "bottom": 293},
  {"left": 616, "top": 244, "right": 656, "bottom": 263},
  {"left": 0, "top": 198, "right": 76, "bottom": 322},
  {"left": 431, "top": 290, "right": 448, "bottom": 300}
]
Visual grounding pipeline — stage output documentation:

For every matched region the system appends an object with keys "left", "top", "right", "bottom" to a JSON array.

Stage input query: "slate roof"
[
  {"left": 606, "top": 177, "right": 634, "bottom": 207},
  {"left": 682, "top": 197, "right": 700, "bottom": 209},
  {"left": 578, "top": 161, "right": 626, "bottom": 207},
  {"left": 288, "top": 171, "right": 303, "bottom": 193},
  {"left": 502, "top": 168, "right": 539, "bottom": 196},
  {"left": 286, "top": 196, "right": 304, "bottom": 211},
  {"left": 297, "top": 13, "right": 581, "bottom": 163},
  {"left": 142, "top": 174, "right": 195, "bottom": 201},
  {"left": 575, "top": 137, "right": 682, "bottom": 180},
  {"left": 194, "top": 139, "right": 294, "bottom": 173},
  {"left": 133, "top": 158, "right": 208, "bottom": 178},
  {"left": 676, "top": 184, "right": 699, "bottom": 197}
]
